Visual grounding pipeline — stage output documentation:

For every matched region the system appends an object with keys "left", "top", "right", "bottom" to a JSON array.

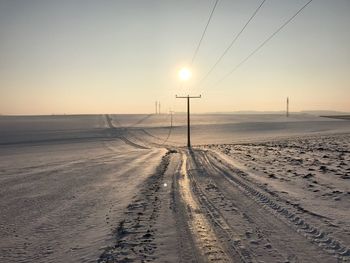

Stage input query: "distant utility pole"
[
  {"left": 286, "top": 97, "right": 289, "bottom": 117},
  {"left": 159, "top": 102, "right": 161, "bottom": 115},
  {"left": 169, "top": 110, "right": 174, "bottom": 127},
  {"left": 155, "top": 101, "right": 158, "bottom": 114},
  {"left": 176, "top": 95, "right": 201, "bottom": 147}
]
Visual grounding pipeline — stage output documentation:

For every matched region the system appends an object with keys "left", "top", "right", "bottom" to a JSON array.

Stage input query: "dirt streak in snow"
[{"left": 98, "top": 151, "right": 172, "bottom": 262}]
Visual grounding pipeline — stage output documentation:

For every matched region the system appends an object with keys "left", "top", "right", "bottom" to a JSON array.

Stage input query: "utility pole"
[
  {"left": 159, "top": 102, "right": 161, "bottom": 115},
  {"left": 155, "top": 101, "right": 158, "bottom": 114},
  {"left": 169, "top": 110, "right": 174, "bottom": 128},
  {"left": 286, "top": 97, "right": 289, "bottom": 117},
  {"left": 176, "top": 95, "right": 201, "bottom": 148}
]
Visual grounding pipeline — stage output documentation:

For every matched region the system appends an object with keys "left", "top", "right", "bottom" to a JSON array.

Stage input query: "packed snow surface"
[{"left": 0, "top": 113, "right": 349, "bottom": 262}]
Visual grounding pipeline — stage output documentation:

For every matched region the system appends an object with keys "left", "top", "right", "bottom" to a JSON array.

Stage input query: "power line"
[
  {"left": 198, "top": 0, "right": 266, "bottom": 85},
  {"left": 191, "top": 0, "right": 220, "bottom": 65},
  {"left": 211, "top": 0, "right": 314, "bottom": 89}
]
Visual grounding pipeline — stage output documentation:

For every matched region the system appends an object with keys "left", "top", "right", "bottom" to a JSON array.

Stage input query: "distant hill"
[
  {"left": 200, "top": 110, "right": 350, "bottom": 115},
  {"left": 320, "top": 115, "right": 350, "bottom": 120},
  {"left": 200, "top": 111, "right": 285, "bottom": 115},
  {"left": 300, "top": 110, "right": 350, "bottom": 116}
]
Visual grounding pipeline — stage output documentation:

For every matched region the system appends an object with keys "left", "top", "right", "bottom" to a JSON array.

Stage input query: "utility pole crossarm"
[{"left": 176, "top": 95, "right": 202, "bottom": 99}]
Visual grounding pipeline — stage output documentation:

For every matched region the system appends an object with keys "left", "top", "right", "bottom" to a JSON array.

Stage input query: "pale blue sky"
[{"left": 0, "top": 0, "right": 349, "bottom": 114}]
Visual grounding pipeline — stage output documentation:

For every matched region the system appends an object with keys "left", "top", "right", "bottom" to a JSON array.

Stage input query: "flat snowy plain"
[{"left": 0, "top": 114, "right": 349, "bottom": 262}]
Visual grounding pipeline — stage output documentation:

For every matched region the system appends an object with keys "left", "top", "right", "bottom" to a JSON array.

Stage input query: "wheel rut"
[
  {"left": 177, "top": 152, "right": 231, "bottom": 262},
  {"left": 183, "top": 148, "right": 349, "bottom": 262}
]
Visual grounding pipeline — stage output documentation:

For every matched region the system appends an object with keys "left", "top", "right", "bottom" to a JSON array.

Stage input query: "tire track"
[
  {"left": 105, "top": 115, "right": 149, "bottom": 149},
  {"left": 202, "top": 149, "right": 350, "bottom": 262},
  {"left": 169, "top": 151, "right": 203, "bottom": 263},
  {"left": 184, "top": 149, "right": 262, "bottom": 262},
  {"left": 177, "top": 152, "right": 231, "bottom": 262}
]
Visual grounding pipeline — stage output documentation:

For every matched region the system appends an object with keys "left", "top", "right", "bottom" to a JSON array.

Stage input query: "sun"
[{"left": 178, "top": 67, "right": 192, "bottom": 81}]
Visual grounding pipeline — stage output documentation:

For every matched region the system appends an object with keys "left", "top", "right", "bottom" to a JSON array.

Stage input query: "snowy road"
[
  {"left": 1, "top": 114, "right": 350, "bottom": 262},
  {"left": 98, "top": 146, "right": 349, "bottom": 262},
  {"left": 99, "top": 115, "right": 350, "bottom": 262}
]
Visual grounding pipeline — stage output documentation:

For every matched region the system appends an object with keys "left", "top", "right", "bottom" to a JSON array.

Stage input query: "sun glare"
[{"left": 179, "top": 67, "right": 192, "bottom": 81}]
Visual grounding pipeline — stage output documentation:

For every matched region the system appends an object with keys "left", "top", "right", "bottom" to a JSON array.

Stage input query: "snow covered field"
[{"left": 1, "top": 114, "right": 350, "bottom": 262}]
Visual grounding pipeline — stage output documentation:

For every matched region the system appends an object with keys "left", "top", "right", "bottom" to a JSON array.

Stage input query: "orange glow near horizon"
[{"left": 0, "top": 1, "right": 349, "bottom": 115}]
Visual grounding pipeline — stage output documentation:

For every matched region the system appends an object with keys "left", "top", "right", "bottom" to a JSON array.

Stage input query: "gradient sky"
[{"left": 0, "top": 0, "right": 349, "bottom": 115}]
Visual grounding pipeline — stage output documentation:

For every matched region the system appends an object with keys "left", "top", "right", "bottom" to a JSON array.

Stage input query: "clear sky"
[{"left": 0, "top": 0, "right": 349, "bottom": 115}]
